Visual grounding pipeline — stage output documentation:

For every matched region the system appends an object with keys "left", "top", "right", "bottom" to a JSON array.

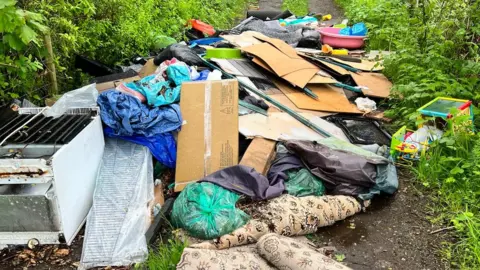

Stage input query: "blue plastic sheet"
[
  {"left": 195, "top": 70, "right": 210, "bottom": 81},
  {"left": 98, "top": 90, "right": 182, "bottom": 137},
  {"left": 104, "top": 127, "right": 177, "bottom": 168}
]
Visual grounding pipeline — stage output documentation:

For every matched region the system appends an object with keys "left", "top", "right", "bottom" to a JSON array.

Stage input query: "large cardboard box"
[
  {"left": 174, "top": 80, "right": 239, "bottom": 191},
  {"left": 96, "top": 76, "right": 140, "bottom": 92}
]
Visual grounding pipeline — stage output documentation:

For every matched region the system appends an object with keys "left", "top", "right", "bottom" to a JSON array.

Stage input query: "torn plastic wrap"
[
  {"left": 44, "top": 84, "right": 98, "bottom": 118},
  {"left": 80, "top": 139, "right": 153, "bottom": 269}
]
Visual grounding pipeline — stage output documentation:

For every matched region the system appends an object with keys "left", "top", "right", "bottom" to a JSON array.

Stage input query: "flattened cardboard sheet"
[
  {"left": 274, "top": 80, "right": 361, "bottom": 114},
  {"left": 351, "top": 72, "right": 392, "bottom": 98}
]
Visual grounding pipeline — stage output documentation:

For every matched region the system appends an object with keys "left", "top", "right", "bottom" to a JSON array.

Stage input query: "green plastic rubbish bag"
[
  {"left": 171, "top": 182, "right": 250, "bottom": 240},
  {"left": 286, "top": 168, "right": 326, "bottom": 197}
]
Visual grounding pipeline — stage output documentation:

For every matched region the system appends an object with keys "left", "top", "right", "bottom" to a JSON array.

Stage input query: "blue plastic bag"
[
  {"left": 104, "top": 127, "right": 177, "bottom": 168},
  {"left": 166, "top": 65, "right": 191, "bottom": 86},
  {"left": 352, "top": 23, "right": 367, "bottom": 36},
  {"left": 126, "top": 64, "right": 191, "bottom": 107},
  {"left": 97, "top": 90, "right": 182, "bottom": 137},
  {"left": 339, "top": 23, "right": 367, "bottom": 36}
]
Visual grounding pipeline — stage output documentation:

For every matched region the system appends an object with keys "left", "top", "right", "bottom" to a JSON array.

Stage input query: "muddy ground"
[{"left": 312, "top": 170, "right": 448, "bottom": 270}]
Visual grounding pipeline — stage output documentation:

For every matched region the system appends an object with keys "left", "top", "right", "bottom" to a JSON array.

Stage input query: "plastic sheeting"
[
  {"left": 285, "top": 138, "right": 398, "bottom": 199},
  {"left": 44, "top": 84, "right": 98, "bottom": 118},
  {"left": 103, "top": 127, "right": 177, "bottom": 168},
  {"left": 231, "top": 17, "right": 320, "bottom": 47},
  {"left": 126, "top": 65, "right": 191, "bottom": 107},
  {"left": 171, "top": 182, "right": 250, "bottom": 240},
  {"left": 97, "top": 90, "right": 182, "bottom": 137},
  {"left": 200, "top": 165, "right": 285, "bottom": 200},
  {"left": 80, "top": 138, "right": 153, "bottom": 269},
  {"left": 286, "top": 168, "right": 325, "bottom": 197}
]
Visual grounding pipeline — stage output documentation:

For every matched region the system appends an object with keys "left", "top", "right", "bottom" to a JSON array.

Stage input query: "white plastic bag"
[
  {"left": 355, "top": 97, "right": 377, "bottom": 112},
  {"left": 43, "top": 84, "right": 98, "bottom": 118}
]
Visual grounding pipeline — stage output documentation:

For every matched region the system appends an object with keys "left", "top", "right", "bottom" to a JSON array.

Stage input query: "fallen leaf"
[{"left": 54, "top": 249, "right": 70, "bottom": 257}]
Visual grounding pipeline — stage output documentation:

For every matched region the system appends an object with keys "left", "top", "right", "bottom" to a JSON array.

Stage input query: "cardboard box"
[
  {"left": 239, "top": 138, "right": 276, "bottom": 175},
  {"left": 96, "top": 76, "right": 140, "bottom": 92},
  {"left": 139, "top": 59, "right": 157, "bottom": 78},
  {"left": 174, "top": 80, "right": 239, "bottom": 191}
]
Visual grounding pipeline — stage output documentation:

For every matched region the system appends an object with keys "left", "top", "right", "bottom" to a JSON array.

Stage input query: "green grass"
[
  {"left": 282, "top": 0, "right": 309, "bottom": 16},
  {"left": 143, "top": 237, "right": 188, "bottom": 270}
]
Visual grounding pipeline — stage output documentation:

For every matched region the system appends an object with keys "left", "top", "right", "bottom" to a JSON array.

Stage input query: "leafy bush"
[
  {"left": 1, "top": 0, "right": 247, "bottom": 103},
  {"left": 0, "top": 0, "right": 47, "bottom": 102},
  {"left": 336, "top": 0, "right": 480, "bottom": 268}
]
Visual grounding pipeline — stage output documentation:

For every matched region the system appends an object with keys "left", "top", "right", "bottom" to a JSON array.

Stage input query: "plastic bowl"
[{"left": 319, "top": 27, "right": 366, "bottom": 49}]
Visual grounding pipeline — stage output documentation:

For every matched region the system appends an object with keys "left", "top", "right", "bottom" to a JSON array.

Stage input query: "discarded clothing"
[
  {"left": 153, "top": 44, "right": 204, "bottom": 66},
  {"left": 171, "top": 182, "right": 250, "bottom": 240},
  {"left": 339, "top": 22, "right": 368, "bottom": 36},
  {"left": 231, "top": 17, "right": 320, "bottom": 47},
  {"left": 126, "top": 66, "right": 190, "bottom": 107},
  {"left": 186, "top": 194, "right": 363, "bottom": 250},
  {"left": 286, "top": 168, "right": 325, "bottom": 197},
  {"left": 285, "top": 138, "right": 398, "bottom": 199},
  {"left": 177, "top": 234, "right": 351, "bottom": 270},
  {"left": 195, "top": 70, "right": 210, "bottom": 81},
  {"left": 103, "top": 127, "right": 176, "bottom": 168},
  {"left": 115, "top": 84, "right": 147, "bottom": 103},
  {"left": 98, "top": 90, "right": 182, "bottom": 137},
  {"left": 200, "top": 165, "right": 285, "bottom": 200}
]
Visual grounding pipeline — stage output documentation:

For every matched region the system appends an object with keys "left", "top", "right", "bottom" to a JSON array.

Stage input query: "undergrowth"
[
  {"left": 337, "top": 0, "right": 480, "bottom": 268},
  {"left": 143, "top": 238, "right": 188, "bottom": 270},
  {"left": 282, "top": 0, "right": 309, "bottom": 16}
]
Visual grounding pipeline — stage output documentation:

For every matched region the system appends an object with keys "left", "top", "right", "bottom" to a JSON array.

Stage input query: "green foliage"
[
  {"left": 282, "top": 0, "right": 309, "bottom": 16},
  {"left": 0, "top": 0, "right": 47, "bottom": 101},
  {"left": 337, "top": 0, "right": 480, "bottom": 268},
  {"left": 1, "top": 0, "right": 247, "bottom": 103},
  {"left": 144, "top": 238, "right": 188, "bottom": 270}
]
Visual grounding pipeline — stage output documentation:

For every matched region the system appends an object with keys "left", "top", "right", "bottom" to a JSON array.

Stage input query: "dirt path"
[
  {"left": 312, "top": 171, "right": 446, "bottom": 269},
  {"left": 259, "top": 0, "right": 344, "bottom": 24}
]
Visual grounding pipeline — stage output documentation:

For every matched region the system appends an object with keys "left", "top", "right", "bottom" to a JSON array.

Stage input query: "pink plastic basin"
[{"left": 319, "top": 27, "right": 366, "bottom": 49}]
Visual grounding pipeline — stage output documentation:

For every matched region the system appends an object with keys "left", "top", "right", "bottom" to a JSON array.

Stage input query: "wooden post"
[{"left": 43, "top": 34, "right": 58, "bottom": 96}]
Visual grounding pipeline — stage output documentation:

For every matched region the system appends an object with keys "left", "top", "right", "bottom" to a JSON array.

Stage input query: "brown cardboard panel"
[
  {"left": 274, "top": 80, "right": 361, "bottom": 114},
  {"left": 139, "top": 59, "right": 157, "bottom": 78},
  {"left": 96, "top": 76, "right": 141, "bottom": 92},
  {"left": 175, "top": 80, "right": 239, "bottom": 192},
  {"left": 351, "top": 72, "right": 392, "bottom": 98},
  {"left": 325, "top": 57, "right": 384, "bottom": 71},
  {"left": 221, "top": 31, "right": 265, "bottom": 48},
  {"left": 267, "top": 93, "right": 334, "bottom": 117},
  {"left": 239, "top": 138, "right": 276, "bottom": 175},
  {"left": 308, "top": 74, "right": 337, "bottom": 84},
  {"left": 243, "top": 43, "right": 319, "bottom": 77},
  {"left": 252, "top": 35, "right": 300, "bottom": 59},
  {"left": 251, "top": 57, "right": 318, "bottom": 88}
]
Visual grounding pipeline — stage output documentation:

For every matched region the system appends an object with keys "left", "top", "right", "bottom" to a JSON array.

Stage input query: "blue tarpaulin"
[
  {"left": 97, "top": 90, "right": 182, "bottom": 137},
  {"left": 103, "top": 127, "right": 177, "bottom": 168}
]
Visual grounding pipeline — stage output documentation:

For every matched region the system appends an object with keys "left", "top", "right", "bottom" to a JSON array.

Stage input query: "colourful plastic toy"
[
  {"left": 417, "top": 97, "right": 474, "bottom": 133},
  {"left": 391, "top": 97, "right": 475, "bottom": 161}
]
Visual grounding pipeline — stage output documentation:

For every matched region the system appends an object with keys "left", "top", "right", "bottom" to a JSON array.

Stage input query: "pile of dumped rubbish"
[{"left": 0, "top": 8, "right": 474, "bottom": 270}]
